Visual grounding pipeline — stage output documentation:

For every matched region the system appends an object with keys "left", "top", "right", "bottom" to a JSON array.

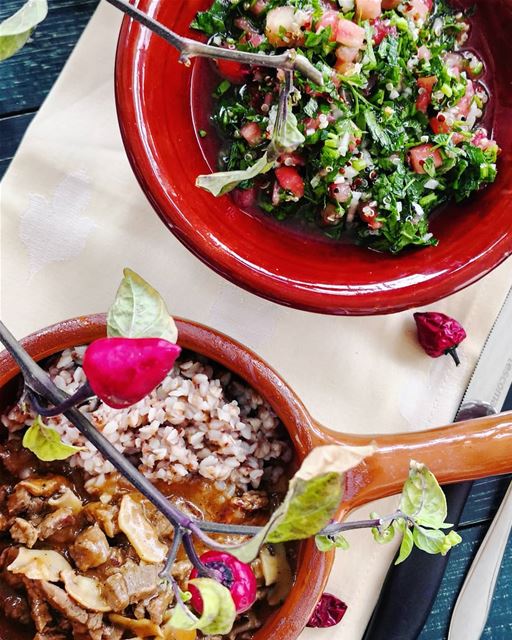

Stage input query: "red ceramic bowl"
[{"left": 115, "top": 0, "right": 512, "bottom": 315}]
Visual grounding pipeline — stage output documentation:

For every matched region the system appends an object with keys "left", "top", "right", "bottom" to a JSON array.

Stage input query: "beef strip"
[
  {"left": 24, "top": 579, "right": 53, "bottom": 632},
  {"left": 70, "top": 524, "right": 110, "bottom": 571},
  {"left": 171, "top": 559, "right": 192, "bottom": 582},
  {"left": 102, "top": 561, "right": 161, "bottom": 611},
  {"left": 38, "top": 507, "right": 75, "bottom": 540},
  {"left": 7, "top": 486, "right": 45, "bottom": 516},
  {"left": 37, "top": 581, "right": 104, "bottom": 640},
  {"left": 0, "top": 512, "right": 10, "bottom": 532},
  {"left": 0, "top": 579, "right": 31, "bottom": 624},
  {"left": 10, "top": 517, "right": 39, "bottom": 548},
  {"left": 84, "top": 503, "right": 119, "bottom": 538},
  {"left": 0, "top": 442, "right": 39, "bottom": 478},
  {"left": 228, "top": 610, "right": 262, "bottom": 640},
  {"left": 145, "top": 585, "right": 174, "bottom": 625},
  {"left": 33, "top": 634, "right": 67, "bottom": 640}
]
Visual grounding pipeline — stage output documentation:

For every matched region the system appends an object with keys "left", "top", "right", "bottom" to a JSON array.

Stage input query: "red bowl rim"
[{"left": 114, "top": 2, "right": 512, "bottom": 315}]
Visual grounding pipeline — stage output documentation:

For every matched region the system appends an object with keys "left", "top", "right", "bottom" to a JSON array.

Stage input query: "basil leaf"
[
  {"left": 196, "top": 153, "right": 273, "bottom": 196},
  {"left": 107, "top": 268, "right": 178, "bottom": 343},
  {"left": 164, "top": 578, "right": 236, "bottom": 635},
  {"left": 0, "top": 0, "right": 47, "bottom": 62},
  {"left": 22, "top": 416, "right": 82, "bottom": 462},
  {"left": 315, "top": 532, "right": 350, "bottom": 552},
  {"left": 400, "top": 460, "right": 448, "bottom": 529},
  {"left": 395, "top": 525, "right": 414, "bottom": 565},
  {"left": 230, "top": 444, "right": 375, "bottom": 562}
]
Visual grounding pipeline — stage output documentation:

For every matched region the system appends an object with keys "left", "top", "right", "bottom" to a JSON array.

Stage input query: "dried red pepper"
[
  {"left": 307, "top": 592, "right": 347, "bottom": 628},
  {"left": 414, "top": 312, "right": 467, "bottom": 366}
]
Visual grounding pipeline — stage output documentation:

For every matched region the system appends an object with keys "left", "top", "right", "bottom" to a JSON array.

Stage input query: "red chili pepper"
[
  {"left": 189, "top": 551, "right": 257, "bottom": 614},
  {"left": 413, "top": 312, "right": 467, "bottom": 366},
  {"left": 307, "top": 592, "right": 347, "bottom": 628},
  {"left": 83, "top": 337, "right": 181, "bottom": 408}
]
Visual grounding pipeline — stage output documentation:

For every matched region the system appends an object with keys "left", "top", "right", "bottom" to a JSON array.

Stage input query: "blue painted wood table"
[{"left": 1, "top": 1, "right": 512, "bottom": 638}]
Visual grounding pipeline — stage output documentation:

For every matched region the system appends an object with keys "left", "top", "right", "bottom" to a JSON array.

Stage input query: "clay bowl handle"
[{"left": 311, "top": 411, "right": 512, "bottom": 514}]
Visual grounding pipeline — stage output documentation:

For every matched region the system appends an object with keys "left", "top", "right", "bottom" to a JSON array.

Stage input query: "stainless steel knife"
[
  {"left": 363, "top": 287, "right": 512, "bottom": 640},
  {"left": 448, "top": 290, "right": 512, "bottom": 640}
]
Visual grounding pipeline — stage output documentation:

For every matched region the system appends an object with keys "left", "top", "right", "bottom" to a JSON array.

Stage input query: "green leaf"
[
  {"left": 164, "top": 578, "right": 236, "bottom": 635},
  {"left": 270, "top": 110, "right": 306, "bottom": 157},
  {"left": 196, "top": 153, "right": 273, "bottom": 196},
  {"left": 229, "top": 444, "right": 375, "bottom": 562},
  {"left": 364, "top": 110, "right": 392, "bottom": 150},
  {"left": 315, "top": 532, "right": 350, "bottom": 552},
  {"left": 395, "top": 525, "right": 414, "bottom": 565},
  {"left": 400, "top": 460, "right": 448, "bottom": 529},
  {"left": 22, "top": 416, "right": 82, "bottom": 462},
  {"left": 0, "top": 0, "right": 48, "bottom": 62},
  {"left": 413, "top": 525, "right": 462, "bottom": 556},
  {"left": 107, "top": 268, "right": 178, "bottom": 343},
  {"left": 371, "top": 522, "right": 395, "bottom": 545}
]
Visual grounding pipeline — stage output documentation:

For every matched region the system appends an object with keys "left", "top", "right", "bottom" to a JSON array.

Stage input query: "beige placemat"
[{"left": 1, "top": 3, "right": 512, "bottom": 637}]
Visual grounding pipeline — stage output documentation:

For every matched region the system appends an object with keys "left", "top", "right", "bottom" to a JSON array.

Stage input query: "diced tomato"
[
  {"left": 417, "top": 45, "right": 431, "bottom": 61},
  {"left": 335, "top": 44, "right": 360, "bottom": 64},
  {"left": 408, "top": 144, "right": 443, "bottom": 174},
  {"left": 372, "top": 19, "right": 396, "bottom": 45},
  {"left": 336, "top": 18, "right": 366, "bottom": 48},
  {"left": 415, "top": 76, "right": 437, "bottom": 113},
  {"left": 215, "top": 59, "right": 250, "bottom": 84},
  {"left": 472, "top": 129, "right": 497, "bottom": 151},
  {"left": 315, "top": 10, "right": 340, "bottom": 42},
  {"left": 329, "top": 182, "right": 352, "bottom": 203},
  {"left": 232, "top": 187, "right": 259, "bottom": 209},
  {"left": 240, "top": 122, "right": 262, "bottom": 147},
  {"left": 429, "top": 114, "right": 450, "bottom": 134},
  {"left": 355, "top": 0, "right": 381, "bottom": 20},
  {"left": 451, "top": 132, "right": 465, "bottom": 145},
  {"left": 266, "top": 6, "right": 308, "bottom": 47},
  {"left": 456, "top": 79, "right": 475, "bottom": 118},
  {"left": 275, "top": 167, "right": 305, "bottom": 198},
  {"left": 235, "top": 17, "right": 265, "bottom": 47},
  {"left": 249, "top": 0, "right": 268, "bottom": 16},
  {"left": 359, "top": 204, "right": 382, "bottom": 229},
  {"left": 404, "top": 0, "right": 432, "bottom": 21},
  {"left": 277, "top": 152, "right": 305, "bottom": 167},
  {"left": 381, "top": 0, "right": 401, "bottom": 8}
]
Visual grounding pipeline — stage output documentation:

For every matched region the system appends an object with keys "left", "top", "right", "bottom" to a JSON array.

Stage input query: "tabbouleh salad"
[{"left": 191, "top": 0, "right": 499, "bottom": 253}]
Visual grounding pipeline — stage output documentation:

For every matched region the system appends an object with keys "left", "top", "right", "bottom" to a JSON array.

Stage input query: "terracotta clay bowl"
[
  {"left": 115, "top": 0, "right": 512, "bottom": 315},
  {"left": 2, "top": 316, "right": 512, "bottom": 639}
]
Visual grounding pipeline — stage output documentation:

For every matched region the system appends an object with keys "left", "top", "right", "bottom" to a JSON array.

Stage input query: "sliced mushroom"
[
  {"left": 162, "top": 625, "right": 197, "bottom": 640},
  {"left": 19, "top": 477, "right": 67, "bottom": 497},
  {"left": 109, "top": 613, "right": 163, "bottom": 638},
  {"left": 118, "top": 495, "right": 167, "bottom": 564},
  {"left": 259, "top": 544, "right": 293, "bottom": 606},
  {"left": 48, "top": 487, "right": 83, "bottom": 514},
  {"left": 61, "top": 569, "right": 112, "bottom": 612},
  {"left": 7, "top": 548, "right": 73, "bottom": 582}
]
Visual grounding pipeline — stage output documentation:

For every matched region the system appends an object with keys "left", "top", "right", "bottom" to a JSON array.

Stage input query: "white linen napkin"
[{"left": 1, "top": 3, "right": 512, "bottom": 637}]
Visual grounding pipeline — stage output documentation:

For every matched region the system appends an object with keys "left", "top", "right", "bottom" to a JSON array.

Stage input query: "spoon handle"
[{"left": 448, "top": 480, "right": 512, "bottom": 640}]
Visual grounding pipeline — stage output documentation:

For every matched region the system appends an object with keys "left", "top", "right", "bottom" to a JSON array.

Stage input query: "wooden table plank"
[
  {"left": 420, "top": 524, "right": 512, "bottom": 639},
  {"left": 0, "top": 0, "right": 99, "bottom": 116}
]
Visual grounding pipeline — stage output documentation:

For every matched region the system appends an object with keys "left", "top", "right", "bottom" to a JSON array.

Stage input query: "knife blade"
[{"left": 363, "top": 288, "right": 512, "bottom": 640}]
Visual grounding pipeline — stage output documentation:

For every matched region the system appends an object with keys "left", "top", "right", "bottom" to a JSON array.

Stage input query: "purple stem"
[
  {"left": 27, "top": 382, "right": 95, "bottom": 417},
  {"left": 183, "top": 533, "right": 219, "bottom": 579}
]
